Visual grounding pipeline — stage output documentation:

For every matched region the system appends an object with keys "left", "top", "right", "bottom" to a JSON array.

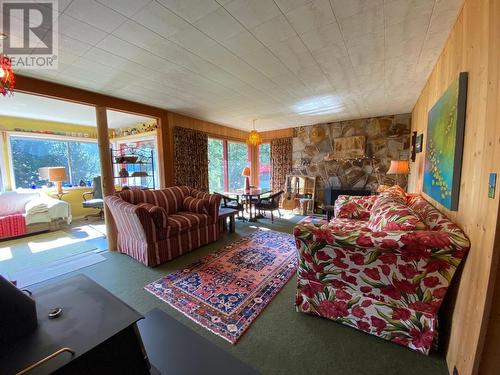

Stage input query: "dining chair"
[
  {"left": 254, "top": 191, "right": 284, "bottom": 223},
  {"left": 216, "top": 193, "right": 246, "bottom": 221}
]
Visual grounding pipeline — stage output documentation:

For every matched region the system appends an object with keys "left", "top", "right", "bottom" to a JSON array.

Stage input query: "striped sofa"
[{"left": 105, "top": 186, "right": 221, "bottom": 267}]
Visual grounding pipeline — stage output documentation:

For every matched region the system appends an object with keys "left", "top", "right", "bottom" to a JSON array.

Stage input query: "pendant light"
[
  {"left": 246, "top": 119, "right": 262, "bottom": 146},
  {"left": 0, "top": 54, "right": 15, "bottom": 96}
]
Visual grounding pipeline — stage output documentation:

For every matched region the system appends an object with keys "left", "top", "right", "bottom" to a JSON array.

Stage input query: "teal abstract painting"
[{"left": 423, "top": 73, "right": 468, "bottom": 211}]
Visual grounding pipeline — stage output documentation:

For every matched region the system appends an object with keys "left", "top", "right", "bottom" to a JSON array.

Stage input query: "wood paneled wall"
[{"left": 407, "top": 0, "right": 500, "bottom": 374}]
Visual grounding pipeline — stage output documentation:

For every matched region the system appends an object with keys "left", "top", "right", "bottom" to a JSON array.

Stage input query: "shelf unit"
[{"left": 111, "top": 145, "right": 155, "bottom": 190}]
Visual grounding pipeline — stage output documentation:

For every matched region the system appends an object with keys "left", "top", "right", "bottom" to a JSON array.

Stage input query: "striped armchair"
[{"left": 105, "top": 186, "right": 221, "bottom": 267}]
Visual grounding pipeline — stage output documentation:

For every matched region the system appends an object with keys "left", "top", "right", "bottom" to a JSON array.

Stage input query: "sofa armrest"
[
  {"left": 334, "top": 195, "right": 377, "bottom": 220},
  {"left": 105, "top": 196, "right": 158, "bottom": 242},
  {"left": 189, "top": 189, "right": 221, "bottom": 221},
  {"left": 137, "top": 203, "right": 168, "bottom": 229}
]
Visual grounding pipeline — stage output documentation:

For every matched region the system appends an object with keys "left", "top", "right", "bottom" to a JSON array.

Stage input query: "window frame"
[
  {"left": 6, "top": 131, "right": 100, "bottom": 190},
  {"left": 257, "top": 142, "right": 271, "bottom": 190},
  {"left": 208, "top": 137, "right": 251, "bottom": 193}
]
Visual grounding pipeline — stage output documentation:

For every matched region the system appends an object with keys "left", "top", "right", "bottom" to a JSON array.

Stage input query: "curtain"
[
  {"left": 270, "top": 137, "right": 292, "bottom": 193},
  {"left": 173, "top": 127, "right": 209, "bottom": 191}
]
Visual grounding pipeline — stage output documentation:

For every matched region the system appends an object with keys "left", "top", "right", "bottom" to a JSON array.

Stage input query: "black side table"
[{"left": 0, "top": 275, "right": 151, "bottom": 375}]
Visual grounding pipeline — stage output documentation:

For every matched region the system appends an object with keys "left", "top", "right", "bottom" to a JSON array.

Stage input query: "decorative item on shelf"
[
  {"left": 123, "top": 156, "right": 139, "bottom": 163},
  {"left": 118, "top": 168, "right": 129, "bottom": 177},
  {"left": 0, "top": 53, "right": 15, "bottom": 96},
  {"left": 386, "top": 160, "right": 410, "bottom": 187},
  {"left": 131, "top": 171, "right": 148, "bottom": 177},
  {"left": 423, "top": 72, "right": 468, "bottom": 211},
  {"left": 246, "top": 119, "right": 262, "bottom": 146},
  {"left": 242, "top": 167, "right": 251, "bottom": 192}
]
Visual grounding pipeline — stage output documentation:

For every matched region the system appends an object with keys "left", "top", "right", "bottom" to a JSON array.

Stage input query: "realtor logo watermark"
[{"left": 1, "top": 0, "right": 58, "bottom": 69}]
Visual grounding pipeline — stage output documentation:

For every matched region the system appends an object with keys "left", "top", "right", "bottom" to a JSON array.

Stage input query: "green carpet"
[
  {"left": 31, "top": 215, "right": 448, "bottom": 375},
  {"left": 0, "top": 231, "right": 97, "bottom": 276}
]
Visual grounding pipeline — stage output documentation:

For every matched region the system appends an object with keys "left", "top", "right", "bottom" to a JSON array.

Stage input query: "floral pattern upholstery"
[
  {"left": 334, "top": 195, "right": 378, "bottom": 220},
  {"left": 368, "top": 192, "right": 426, "bottom": 232},
  {"left": 294, "top": 194, "right": 470, "bottom": 354}
]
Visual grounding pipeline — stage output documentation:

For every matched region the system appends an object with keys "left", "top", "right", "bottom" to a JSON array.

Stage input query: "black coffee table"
[{"left": 138, "top": 308, "right": 259, "bottom": 375}]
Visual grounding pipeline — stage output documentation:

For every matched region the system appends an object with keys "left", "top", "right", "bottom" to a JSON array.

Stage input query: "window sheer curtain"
[
  {"left": 270, "top": 137, "right": 293, "bottom": 194},
  {"left": 173, "top": 127, "right": 209, "bottom": 191}
]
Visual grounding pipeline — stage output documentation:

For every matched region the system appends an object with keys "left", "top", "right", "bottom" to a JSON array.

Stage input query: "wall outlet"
[{"left": 453, "top": 366, "right": 459, "bottom": 375}]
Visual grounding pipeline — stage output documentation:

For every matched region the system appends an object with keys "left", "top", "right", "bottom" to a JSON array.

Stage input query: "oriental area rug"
[{"left": 144, "top": 230, "right": 297, "bottom": 344}]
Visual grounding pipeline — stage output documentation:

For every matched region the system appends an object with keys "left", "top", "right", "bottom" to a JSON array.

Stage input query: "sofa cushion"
[
  {"left": 118, "top": 186, "right": 190, "bottom": 215},
  {"left": 166, "top": 212, "right": 211, "bottom": 237},
  {"left": 137, "top": 203, "right": 168, "bottom": 229},
  {"left": 182, "top": 196, "right": 209, "bottom": 214},
  {"left": 383, "top": 185, "right": 407, "bottom": 201},
  {"left": 334, "top": 195, "right": 377, "bottom": 220},
  {"left": 368, "top": 193, "right": 426, "bottom": 232}
]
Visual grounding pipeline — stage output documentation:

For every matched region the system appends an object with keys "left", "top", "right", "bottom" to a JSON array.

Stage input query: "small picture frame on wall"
[
  {"left": 415, "top": 134, "right": 424, "bottom": 153},
  {"left": 410, "top": 131, "right": 417, "bottom": 162},
  {"left": 489, "top": 173, "right": 497, "bottom": 199}
]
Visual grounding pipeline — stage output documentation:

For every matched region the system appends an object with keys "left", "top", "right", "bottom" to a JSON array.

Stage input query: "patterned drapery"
[
  {"left": 270, "top": 137, "right": 293, "bottom": 193},
  {"left": 173, "top": 127, "right": 209, "bottom": 191}
]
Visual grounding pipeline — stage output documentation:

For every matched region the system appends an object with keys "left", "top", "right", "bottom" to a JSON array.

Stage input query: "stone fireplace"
[{"left": 292, "top": 114, "right": 411, "bottom": 207}]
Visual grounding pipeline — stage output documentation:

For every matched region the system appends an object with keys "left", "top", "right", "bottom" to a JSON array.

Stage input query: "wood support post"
[{"left": 95, "top": 106, "right": 117, "bottom": 251}]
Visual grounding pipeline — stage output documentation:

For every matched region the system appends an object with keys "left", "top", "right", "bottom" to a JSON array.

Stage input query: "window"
[
  {"left": 9, "top": 135, "right": 100, "bottom": 189},
  {"left": 227, "top": 141, "right": 249, "bottom": 191},
  {"left": 208, "top": 138, "right": 250, "bottom": 192},
  {"left": 258, "top": 143, "right": 270, "bottom": 190},
  {"left": 208, "top": 138, "right": 224, "bottom": 193}
]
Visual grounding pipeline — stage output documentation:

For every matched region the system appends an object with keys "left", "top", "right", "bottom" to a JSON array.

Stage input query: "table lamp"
[
  {"left": 48, "top": 167, "right": 68, "bottom": 195},
  {"left": 242, "top": 167, "right": 251, "bottom": 192},
  {"left": 387, "top": 160, "right": 409, "bottom": 186}
]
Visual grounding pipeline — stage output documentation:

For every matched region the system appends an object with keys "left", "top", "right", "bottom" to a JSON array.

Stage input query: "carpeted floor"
[{"left": 30, "top": 214, "right": 449, "bottom": 375}]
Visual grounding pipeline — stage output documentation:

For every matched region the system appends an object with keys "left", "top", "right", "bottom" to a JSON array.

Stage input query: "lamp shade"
[
  {"left": 242, "top": 167, "right": 251, "bottom": 177},
  {"left": 387, "top": 160, "right": 410, "bottom": 175},
  {"left": 47, "top": 167, "right": 68, "bottom": 182}
]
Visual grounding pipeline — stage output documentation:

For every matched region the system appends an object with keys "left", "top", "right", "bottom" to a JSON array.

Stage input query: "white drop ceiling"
[
  {"left": 0, "top": 92, "right": 154, "bottom": 128},
  {"left": 2, "top": 0, "right": 464, "bottom": 131}
]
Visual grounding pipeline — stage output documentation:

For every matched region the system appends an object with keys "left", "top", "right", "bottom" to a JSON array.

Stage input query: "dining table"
[{"left": 223, "top": 187, "right": 272, "bottom": 222}]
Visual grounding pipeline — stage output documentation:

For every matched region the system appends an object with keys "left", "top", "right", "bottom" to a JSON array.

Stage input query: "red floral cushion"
[
  {"left": 368, "top": 193, "right": 426, "bottom": 232},
  {"left": 334, "top": 195, "right": 377, "bottom": 220},
  {"left": 383, "top": 185, "right": 407, "bottom": 201},
  {"left": 182, "top": 196, "right": 209, "bottom": 214}
]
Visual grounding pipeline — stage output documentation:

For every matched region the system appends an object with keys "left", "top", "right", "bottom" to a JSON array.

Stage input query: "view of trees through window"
[
  {"left": 10, "top": 136, "right": 101, "bottom": 189},
  {"left": 227, "top": 141, "right": 249, "bottom": 191},
  {"left": 208, "top": 138, "right": 249, "bottom": 192},
  {"left": 208, "top": 138, "right": 224, "bottom": 193},
  {"left": 259, "top": 143, "right": 270, "bottom": 189}
]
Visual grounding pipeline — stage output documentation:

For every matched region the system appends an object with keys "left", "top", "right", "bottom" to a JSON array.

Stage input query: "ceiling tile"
[
  {"left": 338, "top": 7, "right": 384, "bottom": 42},
  {"left": 331, "top": 0, "right": 383, "bottom": 19},
  {"left": 224, "top": 0, "right": 281, "bottom": 29},
  {"left": 285, "top": 0, "right": 335, "bottom": 35},
  {"left": 58, "top": 13, "right": 108, "bottom": 45},
  {"left": 194, "top": 7, "right": 246, "bottom": 41},
  {"left": 221, "top": 31, "right": 265, "bottom": 57},
  {"left": 251, "top": 15, "right": 296, "bottom": 46},
  {"left": 383, "top": 0, "right": 433, "bottom": 27},
  {"left": 132, "top": 1, "right": 191, "bottom": 38},
  {"left": 299, "top": 22, "right": 344, "bottom": 52},
  {"left": 157, "top": 0, "right": 221, "bottom": 23},
  {"left": 64, "top": 0, "right": 127, "bottom": 33},
  {"left": 95, "top": 0, "right": 152, "bottom": 17}
]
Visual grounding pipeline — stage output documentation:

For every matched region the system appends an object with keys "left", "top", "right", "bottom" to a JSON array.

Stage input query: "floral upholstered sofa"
[
  {"left": 294, "top": 186, "right": 470, "bottom": 354},
  {"left": 105, "top": 186, "right": 221, "bottom": 267}
]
